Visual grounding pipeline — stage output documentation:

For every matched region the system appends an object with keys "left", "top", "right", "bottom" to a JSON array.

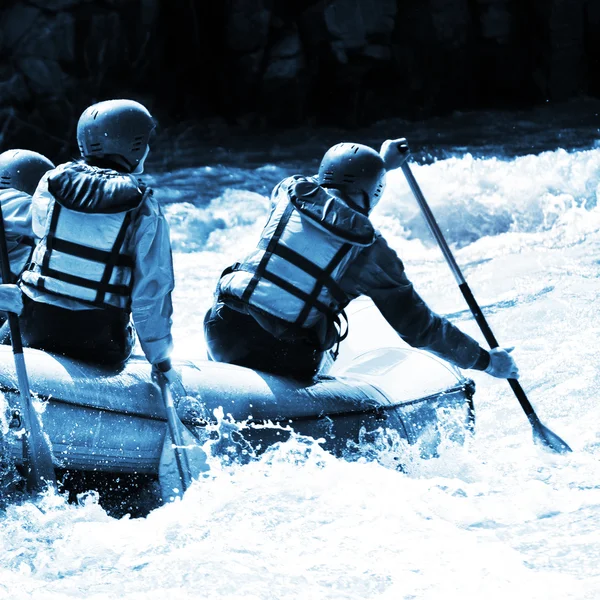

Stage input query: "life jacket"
[
  {"left": 218, "top": 176, "right": 376, "bottom": 344},
  {"left": 20, "top": 163, "right": 146, "bottom": 311}
]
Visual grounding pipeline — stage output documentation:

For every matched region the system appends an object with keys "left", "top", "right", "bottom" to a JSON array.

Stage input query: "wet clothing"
[
  {"left": 21, "top": 163, "right": 142, "bottom": 311},
  {"left": 204, "top": 303, "right": 324, "bottom": 379},
  {"left": 207, "top": 175, "right": 490, "bottom": 377},
  {"left": 0, "top": 188, "right": 35, "bottom": 328},
  {"left": 18, "top": 295, "right": 135, "bottom": 365},
  {"left": 341, "top": 234, "right": 490, "bottom": 369},
  {"left": 19, "top": 161, "right": 175, "bottom": 365},
  {"left": 219, "top": 176, "right": 373, "bottom": 344},
  {"left": 0, "top": 188, "right": 36, "bottom": 281}
]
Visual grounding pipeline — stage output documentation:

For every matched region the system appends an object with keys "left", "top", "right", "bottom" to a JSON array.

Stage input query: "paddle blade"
[
  {"left": 14, "top": 353, "right": 56, "bottom": 492},
  {"left": 158, "top": 427, "right": 210, "bottom": 502},
  {"left": 529, "top": 414, "right": 572, "bottom": 454},
  {"left": 25, "top": 410, "right": 56, "bottom": 492}
]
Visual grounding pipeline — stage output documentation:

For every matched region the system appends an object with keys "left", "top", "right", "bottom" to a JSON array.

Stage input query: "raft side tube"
[{"left": 0, "top": 346, "right": 474, "bottom": 474}]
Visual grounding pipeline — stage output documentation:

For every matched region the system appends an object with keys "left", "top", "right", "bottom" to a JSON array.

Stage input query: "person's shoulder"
[
  {"left": 140, "top": 185, "right": 159, "bottom": 208},
  {"left": 51, "top": 160, "right": 82, "bottom": 175},
  {"left": 363, "top": 232, "right": 404, "bottom": 265},
  {"left": 133, "top": 185, "right": 165, "bottom": 226},
  {"left": 0, "top": 187, "right": 30, "bottom": 203},
  {"left": 38, "top": 161, "right": 71, "bottom": 186},
  {"left": 273, "top": 174, "right": 312, "bottom": 193},
  {"left": 364, "top": 231, "right": 390, "bottom": 252}
]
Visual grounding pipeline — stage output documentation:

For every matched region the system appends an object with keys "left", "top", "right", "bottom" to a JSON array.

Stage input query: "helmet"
[
  {"left": 0, "top": 149, "right": 55, "bottom": 196},
  {"left": 76, "top": 99, "right": 155, "bottom": 171},
  {"left": 318, "top": 143, "right": 386, "bottom": 210}
]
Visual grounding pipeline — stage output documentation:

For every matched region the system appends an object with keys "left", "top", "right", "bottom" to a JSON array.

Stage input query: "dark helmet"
[
  {"left": 76, "top": 99, "right": 155, "bottom": 172},
  {"left": 318, "top": 143, "right": 387, "bottom": 210},
  {"left": 0, "top": 149, "right": 55, "bottom": 196}
]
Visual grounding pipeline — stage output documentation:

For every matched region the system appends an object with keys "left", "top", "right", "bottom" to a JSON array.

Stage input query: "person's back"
[
  {"left": 0, "top": 149, "right": 55, "bottom": 324},
  {"left": 205, "top": 138, "right": 518, "bottom": 382},
  {"left": 18, "top": 99, "right": 179, "bottom": 383},
  {"left": 0, "top": 149, "right": 55, "bottom": 282}
]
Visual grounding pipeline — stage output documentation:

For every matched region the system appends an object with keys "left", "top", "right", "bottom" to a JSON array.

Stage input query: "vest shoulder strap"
[{"left": 241, "top": 202, "right": 295, "bottom": 304}]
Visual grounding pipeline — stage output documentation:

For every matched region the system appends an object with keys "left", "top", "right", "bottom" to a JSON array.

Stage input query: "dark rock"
[
  {"left": 428, "top": 0, "right": 471, "bottom": 46},
  {"left": 475, "top": 0, "right": 515, "bottom": 42},
  {"left": 0, "top": 72, "right": 31, "bottom": 105},
  {"left": 531, "top": 0, "right": 586, "bottom": 100},
  {"left": 13, "top": 11, "right": 75, "bottom": 63},
  {"left": 28, "top": 0, "right": 87, "bottom": 9},
  {"left": 264, "top": 30, "right": 304, "bottom": 80},
  {"left": 0, "top": 0, "right": 599, "bottom": 147},
  {"left": 16, "top": 57, "right": 66, "bottom": 95},
  {"left": 1, "top": 3, "right": 43, "bottom": 48},
  {"left": 585, "top": 0, "right": 600, "bottom": 95},
  {"left": 324, "top": 0, "right": 396, "bottom": 51},
  {"left": 225, "top": 0, "right": 271, "bottom": 53}
]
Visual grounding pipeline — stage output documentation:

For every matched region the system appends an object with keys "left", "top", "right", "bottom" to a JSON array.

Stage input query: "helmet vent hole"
[{"left": 91, "top": 110, "right": 99, "bottom": 120}]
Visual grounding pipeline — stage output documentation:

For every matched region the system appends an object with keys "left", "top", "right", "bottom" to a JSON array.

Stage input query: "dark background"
[{"left": 1, "top": 0, "right": 600, "bottom": 166}]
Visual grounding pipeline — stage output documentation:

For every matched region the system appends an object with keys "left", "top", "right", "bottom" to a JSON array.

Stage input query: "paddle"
[
  {"left": 156, "top": 373, "right": 210, "bottom": 501},
  {"left": 0, "top": 203, "right": 56, "bottom": 491},
  {"left": 400, "top": 161, "right": 572, "bottom": 454}
]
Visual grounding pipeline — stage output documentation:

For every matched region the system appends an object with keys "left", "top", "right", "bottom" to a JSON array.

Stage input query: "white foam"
[{"left": 3, "top": 147, "right": 600, "bottom": 598}]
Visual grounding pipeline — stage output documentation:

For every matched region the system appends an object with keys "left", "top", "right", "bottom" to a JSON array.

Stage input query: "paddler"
[
  {"left": 205, "top": 138, "right": 519, "bottom": 380},
  {"left": 0, "top": 149, "right": 55, "bottom": 321},
  {"left": 14, "top": 99, "right": 181, "bottom": 390}
]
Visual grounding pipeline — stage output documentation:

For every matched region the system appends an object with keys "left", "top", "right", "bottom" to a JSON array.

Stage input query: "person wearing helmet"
[
  {"left": 0, "top": 149, "right": 55, "bottom": 319},
  {"left": 204, "top": 138, "right": 518, "bottom": 381},
  {"left": 17, "top": 99, "right": 180, "bottom": 388}
]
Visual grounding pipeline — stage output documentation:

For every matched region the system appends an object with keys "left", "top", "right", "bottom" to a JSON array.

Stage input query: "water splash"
[{"left": 3, "top": 143, "right": 600, "bottom": 598}]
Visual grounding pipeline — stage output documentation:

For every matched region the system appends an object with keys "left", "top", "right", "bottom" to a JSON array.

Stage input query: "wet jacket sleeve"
[
  {"left": 0, "top": 189, "right": 32, "bottom": 238},
  {"left": 0, "top": 188, "right": 35, "bottom": 280},
  {"left": 339, "top": 234, "right": 487, "bottom": 370},
  {"left": 128, "top": 196, "right": 175, "bottom": 365}
]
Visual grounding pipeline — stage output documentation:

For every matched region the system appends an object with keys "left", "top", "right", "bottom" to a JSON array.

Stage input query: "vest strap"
[
  {"left": 95, "top": 211, "right": 133, "bottom": 305},
  {"left": 40, "top": 267, "right": 131, "bottom": 297},
  {"left": 270, "top": 243, "right": 348, "bottom": 306},
  {"left": 33, "top": 277, "right": 129, "bottom": 312},
  {"left": 51, "top": 237, "right": 134, "bottom": 268},
  {"left": 36, "top": 201, "right": 134, "bottom": 309},
  {"left": 258, "top": 270, "right": 338, "bottom": 320},
  {"left": 41, "top": 202, "right": 62, "bottom": 275},
  {"left": 241, "top": 203, "right": 294, "bottom": 304},
  {"left": 295, "top": 242, "right": 352, "bottom": 327}
]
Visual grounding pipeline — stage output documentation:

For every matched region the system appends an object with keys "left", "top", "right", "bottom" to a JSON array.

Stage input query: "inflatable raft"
[{"left": 0, "top": 341, "right": 474, "bottom": 496}]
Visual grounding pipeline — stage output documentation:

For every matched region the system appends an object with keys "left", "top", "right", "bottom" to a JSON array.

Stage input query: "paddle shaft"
[
  {"left": 159, "top": 377, "right": 192, "bottom": 492},
  {"left": 0, "top": 202, "right": 55, "bottom": 491},
  {"left": 401, "top": 162, "right": 538, "bottom": 421}
]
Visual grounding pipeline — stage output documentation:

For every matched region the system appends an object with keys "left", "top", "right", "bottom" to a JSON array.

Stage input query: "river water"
[{"left": 2, "top": 103, "right": 600, "bottom": 599}]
